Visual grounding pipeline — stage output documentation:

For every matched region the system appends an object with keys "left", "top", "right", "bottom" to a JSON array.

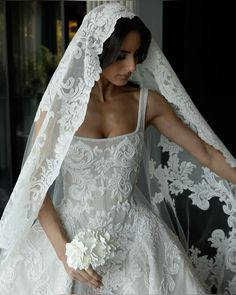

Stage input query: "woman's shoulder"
[
  {"left": 146, "top": 89, "right": 166, "bottom": 104},
  {"left": 120, "top": 84, "right": 165, "bottom": 104},
  {"left": 145, "top": 89, "right": 172, "bottom": 124},
  {"left": 125, "top": 84, "right": 163, "bottom": 100}
]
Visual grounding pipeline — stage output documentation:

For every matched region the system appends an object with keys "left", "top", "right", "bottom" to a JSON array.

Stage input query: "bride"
[{"left": 0, "top": 3, "right": 236, "bottom": 295}]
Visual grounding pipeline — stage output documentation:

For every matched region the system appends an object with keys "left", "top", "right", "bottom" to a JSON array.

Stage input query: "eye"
[{"left": 116, "top": 53, "right": 126, "bottom": 61}]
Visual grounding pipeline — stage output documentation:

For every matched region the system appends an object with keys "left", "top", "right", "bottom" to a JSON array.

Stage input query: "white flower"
[{"left": 65, "top": 229, "right": 116, "bottom": 270}]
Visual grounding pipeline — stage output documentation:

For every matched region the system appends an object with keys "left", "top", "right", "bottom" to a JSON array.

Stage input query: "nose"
[{"left": 125, "top": 55, "right": 136, "bottom": 73}]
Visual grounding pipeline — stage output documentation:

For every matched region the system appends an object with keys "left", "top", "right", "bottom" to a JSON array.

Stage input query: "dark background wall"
[{"left": 163, "top": 0, "right": 235, "bottom": 157}]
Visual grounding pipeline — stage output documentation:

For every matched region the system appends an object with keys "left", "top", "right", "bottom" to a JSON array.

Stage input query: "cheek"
[
  {"left": 102, "top": 58, "right": 126, "bottom": 79},
  {"left": 103, "top": 67, "right": 119, "bottom": 79}
]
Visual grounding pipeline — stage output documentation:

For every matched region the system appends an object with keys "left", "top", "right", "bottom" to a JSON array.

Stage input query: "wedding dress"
[
  {"left": 1, "top": 3, "right": 236, "bottom": 295},
  {"left": 0, "top": 88, "right": 206, "bottom": 295}
]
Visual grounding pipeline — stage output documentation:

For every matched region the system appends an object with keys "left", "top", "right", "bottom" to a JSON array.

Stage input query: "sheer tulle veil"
[{"left": 0, "top": 3, "right": 236, "bottom": 294}]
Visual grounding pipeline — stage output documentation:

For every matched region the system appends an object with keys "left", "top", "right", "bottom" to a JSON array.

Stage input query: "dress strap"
[{"left": 137, "top": 87, "right": 148, "bottom": 132}]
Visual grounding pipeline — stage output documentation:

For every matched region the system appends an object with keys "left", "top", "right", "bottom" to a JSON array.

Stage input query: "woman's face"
[{"left": 101, "top": 31, "right": 141, "bottom": 86}]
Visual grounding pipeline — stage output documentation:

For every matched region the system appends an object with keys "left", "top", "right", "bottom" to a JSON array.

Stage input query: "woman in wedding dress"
[{"left": 1, "top": 3, "right": 236, "bottom": 295}]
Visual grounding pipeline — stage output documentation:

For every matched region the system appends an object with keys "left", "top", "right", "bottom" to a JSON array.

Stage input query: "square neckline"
[{"left": 73, "top": 88, "right": 144, "bottom": 142}]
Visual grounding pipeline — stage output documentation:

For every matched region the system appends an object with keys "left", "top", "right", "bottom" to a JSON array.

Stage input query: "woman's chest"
[{"left": 75, "top": 97, "right": 139, "bottom": 139}]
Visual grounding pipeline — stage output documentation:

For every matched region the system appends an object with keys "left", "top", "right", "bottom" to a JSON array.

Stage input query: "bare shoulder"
[
  {"left": 146, "top": 89, "right": 173, "bottom": 126},
  {"left": 147, "top": 89, "right": 169, "bottom": 108}
]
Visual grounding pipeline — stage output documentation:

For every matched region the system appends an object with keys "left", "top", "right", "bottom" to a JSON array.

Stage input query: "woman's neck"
[{"left": 91, "top": 76, "right": 117, "bottom": 102}]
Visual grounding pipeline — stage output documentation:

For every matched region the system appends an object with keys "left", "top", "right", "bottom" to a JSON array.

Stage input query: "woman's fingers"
[
  {"left": 83, "top": 268, "right": 103, "bottom": 288},
  {"left": 65, "top": 261, "right": 103, "bottom": 289},
  {"left": 71, "top": 270, "right": 99, "bottom": 288},
  {"left": 72, "top": 267, "right": 103, "bottom": 289},
  {"left": 86, "top": 267, "right": 103, "bottom": 282},
  {"left": 79, "top": 274, "right": 101, "bottom": 289}
]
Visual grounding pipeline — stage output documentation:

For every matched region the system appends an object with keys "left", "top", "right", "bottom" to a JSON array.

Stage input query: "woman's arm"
[
  {"left": 33, "top": 111, "right": 103, "bottom": 288},
  {"left": 38, "top": 192, "right": 68, "bottom": 260},
  {"left": 146, "top": 91, "right": 236, "bottom": 184},
  {"left": 38, "top": 193, "right": 103, "bottom": 289}
]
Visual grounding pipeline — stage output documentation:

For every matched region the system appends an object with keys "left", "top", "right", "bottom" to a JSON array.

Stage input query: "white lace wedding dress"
[{"left": 0, "top": 88, "right": 206, "bottom": 295}]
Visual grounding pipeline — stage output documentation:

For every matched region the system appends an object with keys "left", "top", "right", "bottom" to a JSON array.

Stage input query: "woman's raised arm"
[{"left": 146, "top": 90, "right": 236, "bottom": 184}]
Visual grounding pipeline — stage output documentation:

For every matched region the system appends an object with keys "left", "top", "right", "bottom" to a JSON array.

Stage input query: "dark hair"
[{"left": 99, "top": 16, "right": 151, "bottom": 70}]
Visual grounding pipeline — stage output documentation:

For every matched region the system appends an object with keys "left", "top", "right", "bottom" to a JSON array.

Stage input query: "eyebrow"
[{"left": 120, "top": 50, "right": 131, "bottom": 53}]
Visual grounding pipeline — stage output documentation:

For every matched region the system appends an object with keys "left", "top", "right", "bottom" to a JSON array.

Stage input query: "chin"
[{"left": 113, "top": 80, "right": 129, "bottom": 87}]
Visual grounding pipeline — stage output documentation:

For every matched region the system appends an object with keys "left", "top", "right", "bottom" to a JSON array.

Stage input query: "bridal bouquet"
[{"left": 65, "top": 229, "right": 116, "bottom": 270}]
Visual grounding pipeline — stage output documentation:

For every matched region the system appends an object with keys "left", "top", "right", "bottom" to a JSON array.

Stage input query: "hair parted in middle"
[{"left": 99, "top": 16, "right": 152, "bottom": 70}]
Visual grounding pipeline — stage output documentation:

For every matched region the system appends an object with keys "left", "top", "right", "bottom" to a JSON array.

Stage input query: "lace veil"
[{"left": 0, "top": 3, "right": 236, "bottom": 294}]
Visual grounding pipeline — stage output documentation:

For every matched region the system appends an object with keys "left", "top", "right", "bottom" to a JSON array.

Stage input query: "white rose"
[
  {"left": 65, "top": 229, "right": 116, "bottom": 270},
  {"left": 65, "top": 237, "right": 90, "bottom": 270}
]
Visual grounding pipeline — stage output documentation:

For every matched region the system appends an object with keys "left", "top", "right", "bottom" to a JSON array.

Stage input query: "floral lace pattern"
[
  {"left": 58, "top": 134, "right": 142, "bottom": 238},
  {"left": 1, "top": 2, "right": 236, "bottom": 295},
  {"left": 0, "top": 2, "right": 135, "bottom": 255},
  {"left": 148, "top": 133, "right": 236, "bottom": 293},
  {"left": 0, "top": 89, "right": 205, "bottom": 295}
]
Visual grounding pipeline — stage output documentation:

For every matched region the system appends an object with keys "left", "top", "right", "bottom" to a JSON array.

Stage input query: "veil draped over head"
[{"left": 0, "top": 3, "right": 236, "bottom": 294}]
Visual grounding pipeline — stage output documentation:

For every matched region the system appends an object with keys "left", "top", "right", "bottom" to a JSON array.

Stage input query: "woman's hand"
[
  {"left": 61, "top": 254, "right": 104, "bottom": 289},
  {"left": 38, "top": 194, "right": 104, "bottom": 289}
]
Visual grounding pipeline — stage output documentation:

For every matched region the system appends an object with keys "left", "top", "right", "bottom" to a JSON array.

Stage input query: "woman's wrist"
[
  {"left": 38, "top": 193, "right": 70, "bottom": 261},
  {"left": 51, "top": 227, "right": 70, "bottom": 261},
  {"left": 57, "top": 246, "right": 67, "bottom": 262}
]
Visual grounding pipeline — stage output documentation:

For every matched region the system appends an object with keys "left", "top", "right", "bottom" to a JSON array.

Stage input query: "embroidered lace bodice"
[{"left": 59, "top": 89, "right": 147, "bottom": 239}]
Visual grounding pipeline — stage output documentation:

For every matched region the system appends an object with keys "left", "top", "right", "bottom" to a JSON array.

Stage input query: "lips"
[{"left": 117, "top": 74, "right": 129, "bottom": 79}]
